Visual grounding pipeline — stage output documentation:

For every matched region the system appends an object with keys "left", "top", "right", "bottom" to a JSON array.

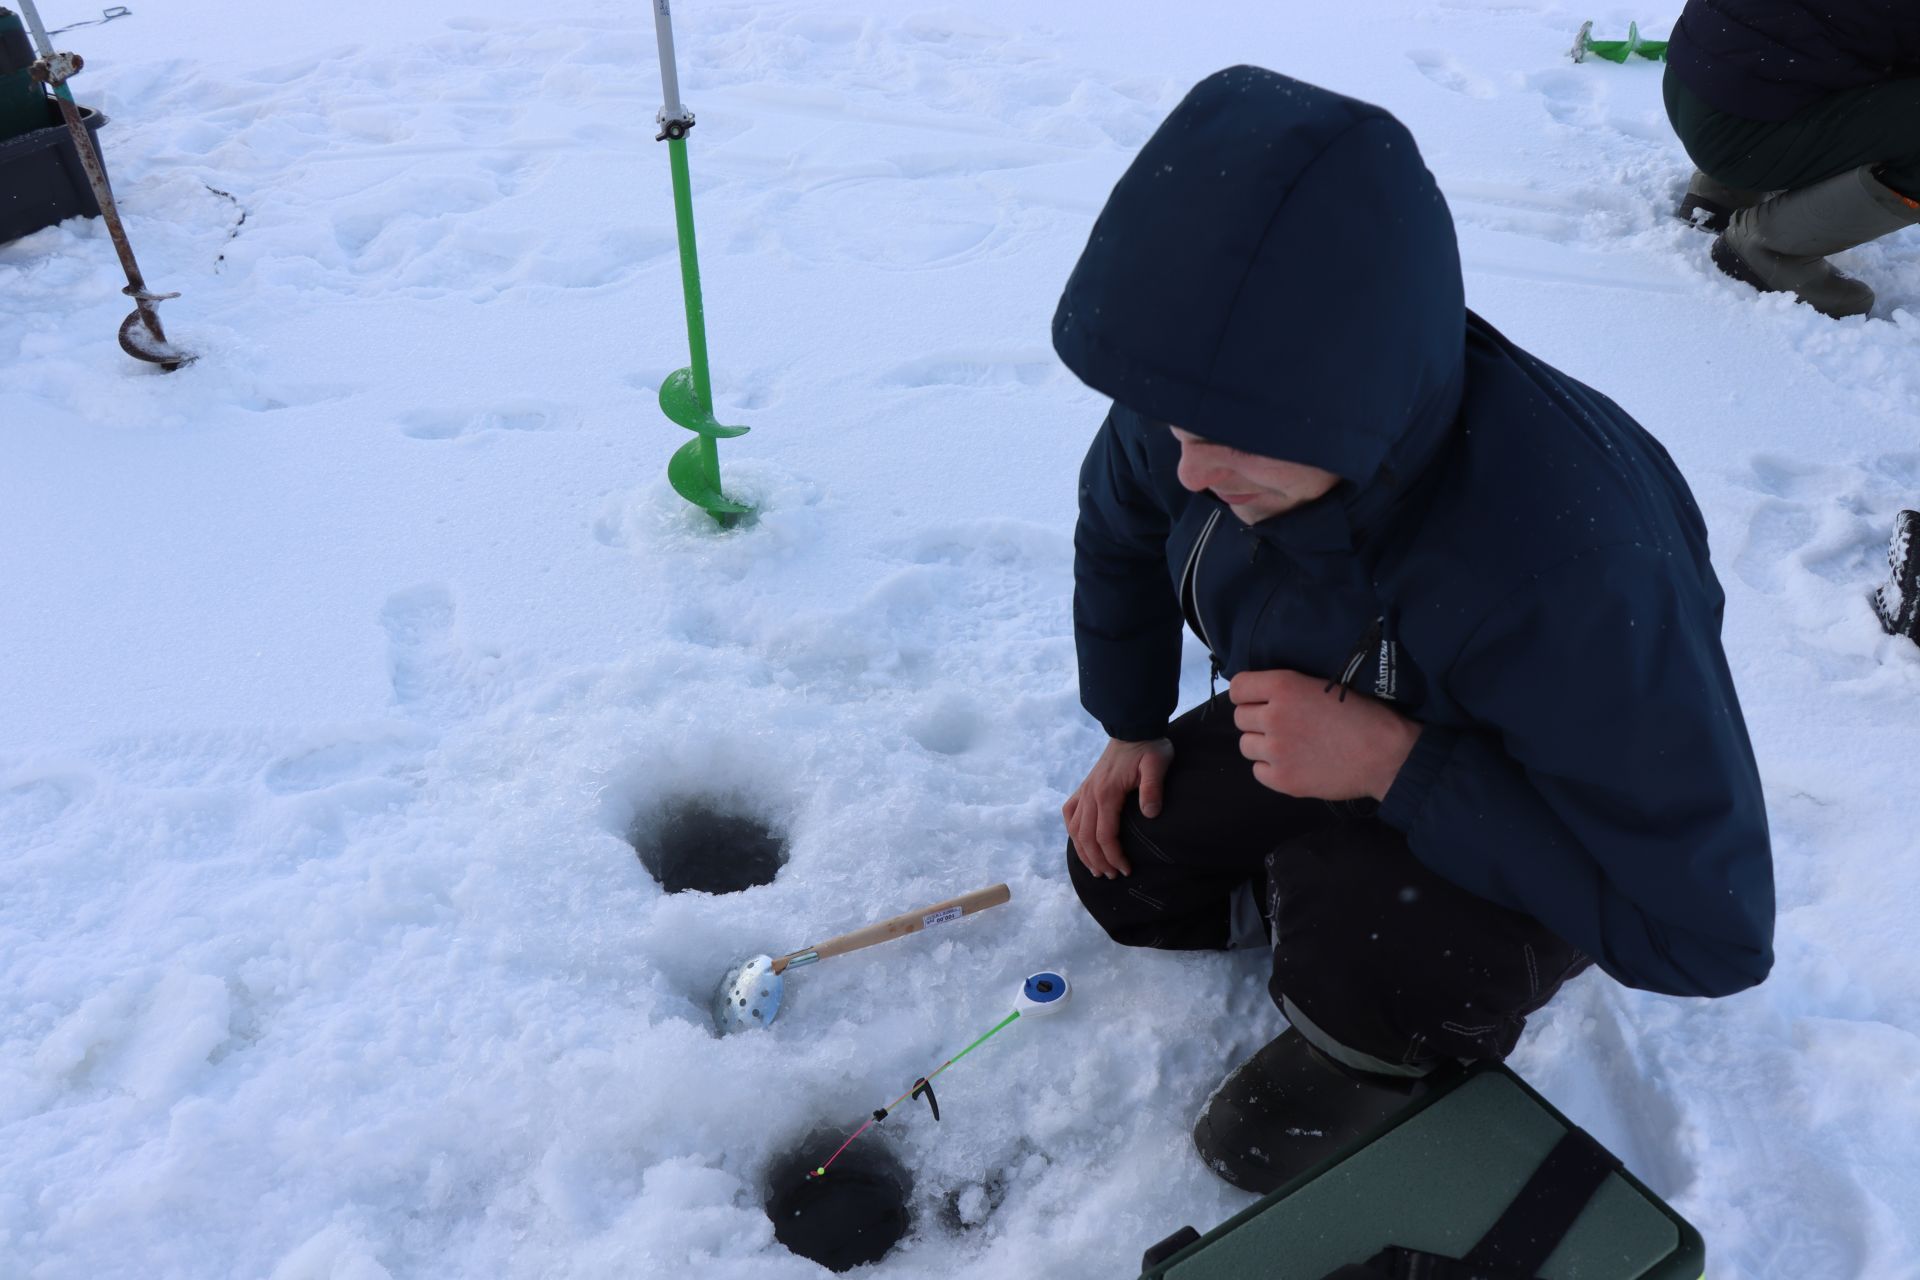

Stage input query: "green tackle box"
[{"left": 1140, "top": 1065, "right": 1704, "bottom": 1280}]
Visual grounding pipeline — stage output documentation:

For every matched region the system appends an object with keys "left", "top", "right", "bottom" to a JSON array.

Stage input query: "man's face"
[{"left": 1169, "top": 426, "right": 1341, "bottom": 524}]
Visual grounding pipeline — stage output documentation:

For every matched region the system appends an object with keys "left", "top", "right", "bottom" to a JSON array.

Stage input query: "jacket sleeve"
[
  {"left": 1376, "top": 543, "right": 1775, "bottom": 997},
  {"left": 1073, "top": 410, "right": 1185, "bottom": 741}
]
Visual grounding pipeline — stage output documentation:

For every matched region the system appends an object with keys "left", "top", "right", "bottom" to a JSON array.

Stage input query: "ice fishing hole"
[
  {"left": 765, "top": 1130, "right": 913, "bottom": 1272},
  {"left": 630, "top": 797, "right": 788, "bottom": 895}
]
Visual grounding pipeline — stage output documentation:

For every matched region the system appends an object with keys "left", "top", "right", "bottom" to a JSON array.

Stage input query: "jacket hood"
[{"left": 1052, "top": 66, "right": 1467, "bottom": 493}]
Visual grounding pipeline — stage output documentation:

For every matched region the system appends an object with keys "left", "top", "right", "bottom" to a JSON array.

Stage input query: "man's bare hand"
[
  {"left": 1229, "top": 670, "right": 1420, "bottom": 801},
  {"left": 1062, "top": 737, "right": 1174, "bottom": 879}
]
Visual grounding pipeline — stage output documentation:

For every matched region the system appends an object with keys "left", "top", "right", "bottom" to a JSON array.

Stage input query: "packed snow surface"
[{"left": 4, "top": 1, "right": 1919, "bottom": 1277}]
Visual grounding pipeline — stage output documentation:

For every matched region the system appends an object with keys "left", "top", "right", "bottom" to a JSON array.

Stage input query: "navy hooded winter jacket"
[
  {"left": 1668, "top": 0, "right": 1920, "bottom": 121},
  {"left": 1053, "top": 68, "right": 1775, "bottom": 1000}
]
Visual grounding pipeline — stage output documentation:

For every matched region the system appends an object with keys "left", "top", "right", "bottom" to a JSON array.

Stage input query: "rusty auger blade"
[{"left": 116, "top": 287, "right": 186, "bottom": 367}]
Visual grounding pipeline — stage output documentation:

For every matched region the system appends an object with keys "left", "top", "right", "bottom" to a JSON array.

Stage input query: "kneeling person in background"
[{"left": 1665, "top": 0, "right": 1920, "bottom": 318}]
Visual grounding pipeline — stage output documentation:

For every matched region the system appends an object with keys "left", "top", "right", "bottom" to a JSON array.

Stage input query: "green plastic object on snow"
[
  {"left": 650, "top": 0, "right": 751, "bottom": 529},
  {"left": 1570, "top": 20, "right": 1668, "bottom": 64}
]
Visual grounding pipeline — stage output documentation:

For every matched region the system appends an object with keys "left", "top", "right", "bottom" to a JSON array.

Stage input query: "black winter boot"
[
  {"left": 1873, "top": 510, "right": 1920, "bottom": 641},
  {"left": 1191, "top": 1027, "right": 1440, "bottom": 1194}
]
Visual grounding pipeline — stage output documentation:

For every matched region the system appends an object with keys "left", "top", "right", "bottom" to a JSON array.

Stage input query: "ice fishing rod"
[{"left": 807, "top": 972, "right": 1070, "bottom": 1180}]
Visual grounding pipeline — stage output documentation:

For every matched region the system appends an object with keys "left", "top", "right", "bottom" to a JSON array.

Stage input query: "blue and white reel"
[{"left": 1016, "top": 971, "right": 1070, "bottom": 1016}]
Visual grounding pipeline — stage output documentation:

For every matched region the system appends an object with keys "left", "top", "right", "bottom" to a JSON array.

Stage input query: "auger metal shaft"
[{"left": 19, "top": 0, "right": 190, "bottom": 370}]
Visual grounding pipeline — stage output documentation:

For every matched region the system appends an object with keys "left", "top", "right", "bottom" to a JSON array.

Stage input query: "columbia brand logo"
[{"left": 1375, "top": 638, "right": 1399, "bottom": 700}]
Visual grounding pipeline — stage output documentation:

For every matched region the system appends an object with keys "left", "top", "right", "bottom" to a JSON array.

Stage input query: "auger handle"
[
  {"left": 652, "top": 0, "right": 692, "bottom": 136},
  {"left": 773, "top": 884, "right": 1011, "bottom": 973}
]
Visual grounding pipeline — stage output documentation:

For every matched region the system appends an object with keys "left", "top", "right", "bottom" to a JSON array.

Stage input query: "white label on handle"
[{"left": 922, "top": 906, "right": 963, "bottom": 928}]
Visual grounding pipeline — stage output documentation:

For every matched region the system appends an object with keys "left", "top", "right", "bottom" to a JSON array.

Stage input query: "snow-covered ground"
[{"left": 4, "top": 1, "right": 1919, "bottom": 1275}]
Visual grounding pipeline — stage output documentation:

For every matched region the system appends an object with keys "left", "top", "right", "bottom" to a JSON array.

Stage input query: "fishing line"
[
  {"left": 807, "top": 972, "right": 1071, "bottom": 1180},
  {"left": 809, "top": 1010, "right": 1021, "bottom": 1179}
]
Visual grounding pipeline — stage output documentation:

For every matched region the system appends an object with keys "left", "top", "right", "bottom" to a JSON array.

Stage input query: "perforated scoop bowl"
[
  {"left": 706, "top": 884, "right": 1012, "bottom": 1037},
  {"left": 712, "top": 954, "right": 784, "bottom": 1035}
]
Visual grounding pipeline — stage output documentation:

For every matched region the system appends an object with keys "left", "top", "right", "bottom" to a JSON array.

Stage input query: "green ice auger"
[
  {"left": 651, "top": 0, "right": 751, "bottom": 527},
  {"left": 1570, "top": 20, "right": 1668, "bottom": 64}
]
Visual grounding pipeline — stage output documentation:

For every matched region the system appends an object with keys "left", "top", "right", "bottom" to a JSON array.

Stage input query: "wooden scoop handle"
[{"left": 773, "top": 883, "right": 1011, "bottom": 973}]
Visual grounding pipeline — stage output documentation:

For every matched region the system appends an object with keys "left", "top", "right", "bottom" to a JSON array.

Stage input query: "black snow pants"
[
  {"left": 1665, "top": 64, "right": 1920, "bottom": 200},
  {"left": 1066, "top": 694, "right": 1590, "bottom": 1073}
]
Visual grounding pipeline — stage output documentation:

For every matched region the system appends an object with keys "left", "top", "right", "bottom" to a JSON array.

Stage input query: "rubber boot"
[
  {"left": 1676, "top": 169, "right": 1762, "bottom": 233},
  {"left": 1711, "top": 166, "right": 1920, "bottom": 319},
  {"left": 1191, "top": 1027, "right": 1441, "bottom": 1194}
]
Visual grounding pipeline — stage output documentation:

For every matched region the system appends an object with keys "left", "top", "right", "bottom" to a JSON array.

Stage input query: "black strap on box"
[
  {"left": 1461, "top": 1127, "right": 1618, "bottom": 1274},
  {"left": 1318, "top": 1127, "right": 1621, "bottom": 1280}
]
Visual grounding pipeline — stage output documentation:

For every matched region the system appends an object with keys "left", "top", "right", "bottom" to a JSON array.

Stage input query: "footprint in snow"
[
  {"left": 0, "top": 771, "right": 95, "bottom": 834},
  {"left": 399, "top": 406, "right": 554, "bottom": 440},
  {"left": 1408, "top": 50, "right": 1496, "bottom": 100},
  {"left": 1526, "top": 68, "right": 1605, "bottom": 129},
  {"left": 1741, "top": 453, "right": 1832, "bottom": 501},
  {"left": 380, "top": 585, "right": 460, "bottom": 712},
  {"left": 261, "top": 732, "right": 431, "bottom": 795},
  {"left": 882, "top": 353, "right": 1060, "bottom": 392},
  {"left": 1733, "top": 500, "right": 1818, "bottom": 595},
  {"left": 377, "top": 586, "right": 516, "bottom": 720}
]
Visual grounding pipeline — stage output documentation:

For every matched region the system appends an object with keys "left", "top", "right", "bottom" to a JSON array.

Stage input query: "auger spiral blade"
[
  {"left": 1571, "top": 20, "right": 1668, "bottom": 64},
  {"left": 660, "top": 367, "right": 752, "bottom": 525}
]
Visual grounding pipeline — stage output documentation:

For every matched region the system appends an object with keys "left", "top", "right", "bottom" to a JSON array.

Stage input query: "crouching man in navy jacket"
[{"left": 1053, "top": 67, "right": 1776, "bottom": 1194}]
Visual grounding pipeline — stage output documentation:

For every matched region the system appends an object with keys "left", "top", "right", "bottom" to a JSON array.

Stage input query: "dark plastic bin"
[
  {"left": 1, "top": 97, "right": 107, "bottom": 244},
  {"left": 1141, "top": 1065, "right": 1705, "bottom": 1280}
]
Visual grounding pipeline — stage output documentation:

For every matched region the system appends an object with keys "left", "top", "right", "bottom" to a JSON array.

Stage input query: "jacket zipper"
[
  {"left": 1330, "top": 615, "right": 1385, "bottom": 702},
  {"left": 1181, "top": 508, "right": 1224, "bottom": 697}
]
